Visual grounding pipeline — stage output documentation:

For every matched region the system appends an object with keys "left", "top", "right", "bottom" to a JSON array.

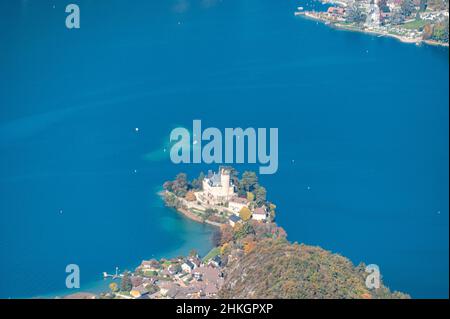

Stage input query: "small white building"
[
  {"left": 228, "top": 197, "right": 249, "bottom": 215},
  {"left": 181, "top": 260, "right": 195, "bottom": 273},
  {"left": 252, "top": 206, "right": 268, "bottom": 221}
]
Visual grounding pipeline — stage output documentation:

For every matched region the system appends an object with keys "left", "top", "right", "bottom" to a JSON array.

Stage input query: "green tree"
[
  {"left": 254, "top": 186, "right": 267, "bottom": 207},
  {"left": 173, "top": 173, "right": 188, "bottom": 197},
  {"left": 163, "top": 181, "right": 173, "bottom": 192},
  {"left": 189, "top": 249, "right": 198, "bottom": 257},
  {"left": 401, "top": 0, "right": 416, "bottom": 17},
  {"left": 120, "top": 272, "right": 133, "bottom": 292},
  {"left": 432, "top": 19, "right": 449, "bottom": 42},
  {"left": 233, "top": 222, "right": 256, "bottom": 240},
  {"left": 191, "top": 171, "right": 205, "bottom": 190},
  {"left": 241, "top": 171, "right": 258, "bottom": 192},
  {"left": 268, "top": 203, "right": 277, "bottom": 221},
  {"left": 345, "top": 5, "right": 367, "bottom": 25}
]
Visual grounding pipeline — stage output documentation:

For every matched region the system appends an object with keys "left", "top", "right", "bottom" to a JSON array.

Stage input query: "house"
[
  {"left": 158, "top": 281, "right": 179, "bottom": 297},
  {"left": 208, "top": 255, "right": 222, "bottom": 268},
  {"left": 190, "top": 266, "right": 224, "bottom": 297},
  {"left": 189, "top": 256, "right": 202, "bottom": 268},
  {"left": 327, "top": 7, "right": 345, "bottom": 16},
  {"left": 229, "top": 214, "right": 242, "bottom": 227},
  {"left": 228, "top": 196, "right": 249, "bottom": 215},
  {"left": 252, "top": 206, "right": 268, "bottom": 221},
  {"left": 131, "top": 276, "right": 144, "bottom": 288},
  {"left": 140, "top": 259, "right": 160, "bottom": 271},
  {"left": 193, "top": 272, "right": 203, "bottom": 281},
  {"left": 181, "top": 260, "right": 195, "bottom": 273},
  {"left": 168, "top": 264, "right": 181, "bottom": 275}
]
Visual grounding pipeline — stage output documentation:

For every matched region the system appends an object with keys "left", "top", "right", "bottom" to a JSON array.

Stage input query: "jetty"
[{"left": 102, "top": 267, "right": 122, "bottom": 279}]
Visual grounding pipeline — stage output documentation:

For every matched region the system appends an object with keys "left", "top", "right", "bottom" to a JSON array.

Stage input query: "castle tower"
[{"left": 220, "top": 168, "right": 230, "bottom": 200}]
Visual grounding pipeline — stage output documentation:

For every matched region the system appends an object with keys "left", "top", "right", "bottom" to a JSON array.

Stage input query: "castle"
[{"left": 196, "top": 168, "right": 235, "bottom": 206}]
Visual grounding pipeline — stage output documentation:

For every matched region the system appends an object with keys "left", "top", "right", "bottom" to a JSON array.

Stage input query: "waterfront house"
[
  {"left": 252, "top": 206, "right": 268, "bottom": 221},
  {"left": 229, "top": 214, "right": 242, "bottom": 227},
  {"left": 189, "top": 256, "right": 202, "bottom": 268},
  {"left": 208, "top": 255, "right": 222, "bottom": 268},
  {"left": 140, "top": 259, "right": 160, "bottom": 271},
  {"left": 228, "top": 196, "right": 249, "bottom": 215}
]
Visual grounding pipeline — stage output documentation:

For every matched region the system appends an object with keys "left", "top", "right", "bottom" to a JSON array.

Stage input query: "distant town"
[{"left": 295, "top": 0, "right": 449, "bottom": 45}]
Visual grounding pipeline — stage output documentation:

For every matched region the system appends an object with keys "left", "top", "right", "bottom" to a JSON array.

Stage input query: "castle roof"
[
  {"left": 230, "top": 197, "right": 248, "bottom": 204},
  {"left": 205, "top": 169, "right": 232, "bottom": 187},
  {"left": 253, "top": 206, "right": 267, "bottom": 215}
]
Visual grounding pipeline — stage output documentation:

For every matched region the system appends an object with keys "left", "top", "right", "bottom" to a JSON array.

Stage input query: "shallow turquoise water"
[{"left": 0, "top": 0, "right": 448, "bottom": 298}]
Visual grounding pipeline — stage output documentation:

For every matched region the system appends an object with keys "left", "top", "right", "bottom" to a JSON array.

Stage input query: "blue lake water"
[{"left": 0, "top": 0, "right": 448, "bottom": 298}]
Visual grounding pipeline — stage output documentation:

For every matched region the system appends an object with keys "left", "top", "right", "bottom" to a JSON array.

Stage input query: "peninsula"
[
  {"left": 90, "top": 167, "right": 409, "bottom": 299},
  {"left": 295, "top": 0, "right": 449, "bottom": 46}
]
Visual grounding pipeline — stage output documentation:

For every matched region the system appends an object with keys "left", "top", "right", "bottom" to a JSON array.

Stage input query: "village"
[
  {"left": 105, "top": 250, "right": 225, "bottom": 299},
  {"left": 295, "top": 0, "right": 449, "bottom": 45},
  {"left": 98, "top": 168, "right": 277, "bottom": 299}
]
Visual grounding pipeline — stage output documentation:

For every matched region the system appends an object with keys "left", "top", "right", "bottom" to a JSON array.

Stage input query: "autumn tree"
[
  {"left": 243, "top": 240, "right": 257, "bottom": 254},
  {"left": 239, "top": 206, "right": 252, "bottom": 221},
  {"left": 212, "top": 228, "right": 222, "bottom": 246},
  {"left": 109, "top": 282, "right": 118, "bottom": 293},
  {"left": 220, "top": 224, "right": 234, "bottom": 245}
]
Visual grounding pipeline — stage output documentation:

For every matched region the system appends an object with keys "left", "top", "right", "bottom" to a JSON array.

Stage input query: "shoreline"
[
  {"left": 158, "top": 191, "right": 222, "bottom": 228},
  {"left": 299, "top": 12, "right": 449, "bottom": 47},
  {"left": 26, "top": 192, "right": 216, "bottom": 300}
]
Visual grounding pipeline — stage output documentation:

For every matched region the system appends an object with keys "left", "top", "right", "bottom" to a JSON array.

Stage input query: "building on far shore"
[{"left": 195, "top": 168, "right": 235, "bottom": 206}]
